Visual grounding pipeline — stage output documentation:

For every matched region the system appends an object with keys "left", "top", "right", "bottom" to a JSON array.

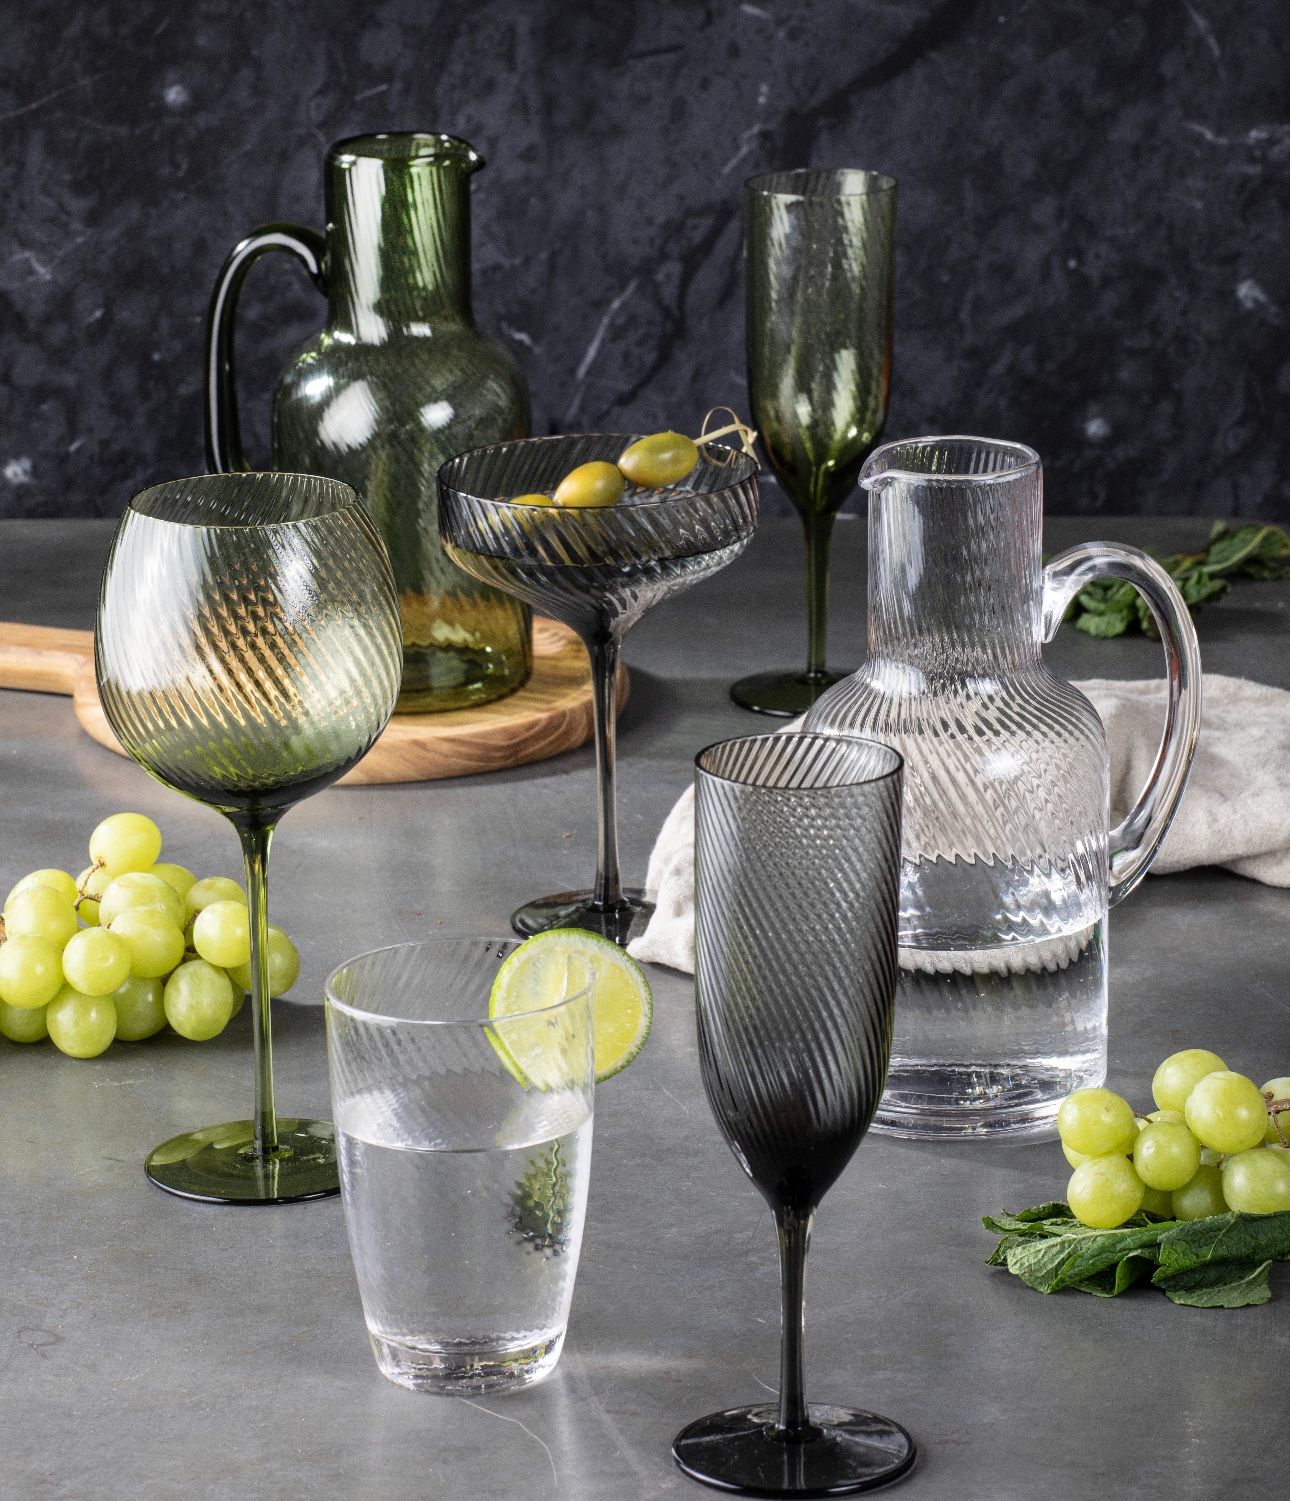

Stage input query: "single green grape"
[
  {"left": 89, "top": 812, "right": 162, "bottom": 877},
  {"left": 62, "top": 928, "right": 132, "bottom": 997},
  {"left": 5, "top": 868, "right": 78, "bottom": 908},
  {"left": 1260, "top": 1076, "right": 1290, "bottom": 1146},
  {"left": 1057, "top": 1087, "right": 1138, "bottom": 1157},
  {"left": 46, "top": 985, "right": 117, "bottom": 1058},
  {"left": 553, "top": 461, "right": 624, "bottom": 508},
  {"left": 1140, "top": 1185, "right": 1175, "bottom": 1218},
  {"left": 0, "top": 934, "right": 66, "bottom": 1009},
  {"left": 617, "top": 431, "right": 699, "bottom": 489},
  {"left": 1171, "top": 1164, "right": 1228, "bottom": 1221},
  {"left": 192, "top": 900, "right": 251, "bottom": 968},
  {"left": 0, "top": 997, "right": 49, "bottom": 1044},
  {"left": 1221, "top": 1148, "right": 1290, "bottom": 1214},
  {"left": 1184, "top": 1070, "right": 1269, "bottom": 1154},
  {"left": 164, "top": 960, "right": 234, "bottom": 1041},
  {"left": 108, "top": 909, "right": 186, "bottom": 979},
  {"left": 1152, "top": 1048, "right": 1227, "bottom": 1113},
  {"left": 1067, "top": 1154, "right": 1145, "bottom": 1229},
  {"left": 150, "top": 863, "right": 196, "bottom": 899},
  {"left": 184, "top": 876, "right": 247, "bottom": 924},
  {"left": 1132, "top": 1120, "right": 1202, "bottom": 1191},
  {"left": 1145, "top": 1108, "right": 1187, "bottom": 1127},
  {"left": 75, "top": 863, "right": 113, "bottom": 926},
  {"left": 98, "top": 871, "right": 186, "bottom": 930},
  {"left": 227, "top": 925, "right": 300, "bottom": 998},
  {"left": 109, "top": 975, "right": 167, "bottom": 1041},
  {"left": 4, "top": 884, "right": 79, "bottom": 946}
]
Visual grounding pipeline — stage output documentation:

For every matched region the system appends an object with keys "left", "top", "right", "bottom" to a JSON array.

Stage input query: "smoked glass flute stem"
[
  {"left": 804, "top": 511, "right": 836, "bottom": 682},
  {"left": 239, "top": 821, "right": 278, "bottom": 1161},
  {"left": 776, "top": 1205, "right": 813, "bottom": 1437}
]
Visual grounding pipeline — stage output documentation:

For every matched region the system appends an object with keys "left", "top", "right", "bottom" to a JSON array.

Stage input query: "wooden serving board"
[{"left": 0, "top": 617, "right": 626, "bottom": 785}]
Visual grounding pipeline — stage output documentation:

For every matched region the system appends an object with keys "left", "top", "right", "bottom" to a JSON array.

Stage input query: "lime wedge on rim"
[{"left": 489, "top": 929, "right": 652, "bottom": 1084}]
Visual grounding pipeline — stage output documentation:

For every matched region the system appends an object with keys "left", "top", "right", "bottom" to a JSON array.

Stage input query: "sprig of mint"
[
  {"left": 1063, "top": 521, "right": 1290, "bottom": 640},
  {"left": 984, "top": 1202, "right": 1290, "bottom": 1308}
]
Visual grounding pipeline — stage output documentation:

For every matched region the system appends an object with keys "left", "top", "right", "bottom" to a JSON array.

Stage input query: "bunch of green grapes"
[
  {"left": 1057, "top": 1049, "right": 1290, "bottom": 1228},
  {"left": 0, "top": 813, "right": 300, "bottom": 1060}
]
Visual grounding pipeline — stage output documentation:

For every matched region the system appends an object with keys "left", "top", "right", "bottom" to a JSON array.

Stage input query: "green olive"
[
  {"left": 553, "top": 461, "right": 625, "bottom": 508},
  {"left": 618, "top": 431, "right": 699, "bottom": 489},
  {"left": 513, "top": 492, "right": 556, "bottom": 507}
]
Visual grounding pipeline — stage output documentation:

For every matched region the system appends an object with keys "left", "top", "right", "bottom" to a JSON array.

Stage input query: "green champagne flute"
[
  {"left": 96, "top": 472, "right": 402, "bottom": 1204},
  {"left": 731, "top": 168, "right": 897, "bottom": 717}
]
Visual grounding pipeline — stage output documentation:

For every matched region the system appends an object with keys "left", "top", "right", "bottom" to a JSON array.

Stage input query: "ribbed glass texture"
[
  {"left": 325, "top": 939, "right": 594, "bottom": 1395},
  {"left": 97, "top": 471, "right": 403, "bottom": 820},
  {"left": 694, "top": 733, "right": 903, "bottom": 1213},
  {"left": 438, "top": 434, "right": 759, "bottom": 644}
]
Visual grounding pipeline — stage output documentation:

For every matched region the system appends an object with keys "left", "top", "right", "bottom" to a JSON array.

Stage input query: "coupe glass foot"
[
  {"left": 729, "top": 670, "right": 851, "bottom": 718},
  {"left": 145, "top": 1118, "right": 340, "bottom": 1204},
  {"left": 672, "top": 1404, "right": 915, "bottom": 1497},
  {"left": 511, "top": 889, "right": 653, "bottom": 947}
]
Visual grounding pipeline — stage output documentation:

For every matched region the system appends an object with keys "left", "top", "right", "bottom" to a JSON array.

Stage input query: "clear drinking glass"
[
  {"left": 439, "top": 434, "right": 758, "bottom": 946},
  {"left": 731, "top": 168, "right": 896, "bottom": 718},
  {"left": 673, "top": 732, "right": 916, "bottom": 1497},
  {"left": 96, "top": 472, "right": 403, "bottom": 1203},
  {"left": 802, "top": 437, "right": 1201, "bottom": 1137},
  {"left": 326, "top": 938, "right": 595, "bottom": 1394}
]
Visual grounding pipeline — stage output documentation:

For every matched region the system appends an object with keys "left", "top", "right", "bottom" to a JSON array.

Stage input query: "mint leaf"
[
  {"left": 1048, "top": 1224, "right": 1172, "bottom": 1292},
  {"left": 1153, "top": 1210, "right": 1290, "bottom": 1283},
  {"left": 1005, "top": 1233, "right": 1089, "bottom": 1293},
  {"left": 1070, "top": 1253, "right": 1156, "bottom": 1298},
  {"left": 1161, "top": 1259, "right": 1273, "bottom": 1309}
]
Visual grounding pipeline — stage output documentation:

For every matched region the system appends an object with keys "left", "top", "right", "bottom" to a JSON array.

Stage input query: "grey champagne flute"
[
  {"left": 673, "top": 731, "right": 915, "bottom": 1496},
  {"left": 439, "top": 434, "right": 758, "bottom": 947},
  {"left": 731, "top": 168, "right": 896, "bottom": 718},
  {"left": 96, "top": 472, "right": 402, "bottom": 1204}
]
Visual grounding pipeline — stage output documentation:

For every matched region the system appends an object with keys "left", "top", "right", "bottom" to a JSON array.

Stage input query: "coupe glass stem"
[
  {"left": 775, "top": 1205, "right": 815, "bottom": 1437},
  {"left": 236, "top": 820, "right": 279, "bottom": 1159},
  {"left": 588, "top": 637, "right": 623, "bottom": 910},
  {"left": 803, "top": 511, "right": 836, "bottom": 680}
]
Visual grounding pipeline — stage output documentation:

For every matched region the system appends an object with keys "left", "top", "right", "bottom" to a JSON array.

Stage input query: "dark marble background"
[{"left": 1, "top": 0, "right": 1286, "bottom": 522}]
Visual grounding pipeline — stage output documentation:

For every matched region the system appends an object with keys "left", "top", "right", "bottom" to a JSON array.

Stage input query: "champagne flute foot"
[
  {"left": 510, "top": 889, "right": 653, "bottom": 948},
  {"left": 145, "top": 1118, "right": 339, "bottom": 1204},
  {"left": 672, "top": 1404, "right": 915, "bottom": 1497},
  {"left": 730, "top": 670, "right": 853, "bottom": 718}
]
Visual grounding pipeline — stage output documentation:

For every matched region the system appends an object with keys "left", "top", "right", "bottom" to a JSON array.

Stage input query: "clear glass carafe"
[{"left": 803, "top": 437, "right": 1201, "bottom": 1137}]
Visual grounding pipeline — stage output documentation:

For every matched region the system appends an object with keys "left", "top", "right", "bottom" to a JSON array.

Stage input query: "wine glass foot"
[
  {"left": 729, "top": 670, "right": 852, "bottom": 718},
  {"left": 145, "top": 1118, "right": 340, "bottom": 1204},
  {"left": 672, "top": 1404, "right": 915, "bottom": 1497},
  {"left": 511, "top": 889, "right": 654, "bottom": 948}
]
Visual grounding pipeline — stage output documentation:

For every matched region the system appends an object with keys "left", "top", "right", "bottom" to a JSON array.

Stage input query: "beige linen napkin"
[{"left": 626, "top": 673, "right": 1290, "bottom": 974}]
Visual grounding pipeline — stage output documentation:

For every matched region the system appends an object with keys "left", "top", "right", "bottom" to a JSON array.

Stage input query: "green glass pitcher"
[{"left": 204, "top": 132, "right": 533, "bottom": 713}]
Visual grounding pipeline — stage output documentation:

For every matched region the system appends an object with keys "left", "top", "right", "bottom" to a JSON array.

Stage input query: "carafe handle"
[
  {"left": 1042, "top": 542, "right": 1202, "bottom": 907},
  {"left": 203, "top": 224, "right": 328, "bottom": 473}
]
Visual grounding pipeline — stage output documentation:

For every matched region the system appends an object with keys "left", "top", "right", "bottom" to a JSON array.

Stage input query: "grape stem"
[
  {"left": 1263, "top": 1090, "right": 1290, "bottom": 1148},
  {"left": 73, "top": 857, "right": 106, "bottom": 913}
]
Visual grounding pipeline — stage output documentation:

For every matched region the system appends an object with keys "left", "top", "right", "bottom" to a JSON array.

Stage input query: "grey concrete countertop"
[{"left": 1, "top": 516, "right": 1287, "bottom": 1500}]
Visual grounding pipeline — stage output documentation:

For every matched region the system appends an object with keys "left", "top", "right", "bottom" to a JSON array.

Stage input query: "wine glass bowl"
[
  {"left": 439, "top": 434, "right": 758, "bottom": 945},
  {"left": 96, "top": 471, "right": 402, "bottom": 1203}
]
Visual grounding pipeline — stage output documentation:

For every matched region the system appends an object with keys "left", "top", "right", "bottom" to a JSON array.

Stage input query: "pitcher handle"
[
  {"left": 1042, "top": 541, "right": 1202, "bottom": 907},
  {"left": 203, "top": 224, "right": 328, "bottom": 473}
]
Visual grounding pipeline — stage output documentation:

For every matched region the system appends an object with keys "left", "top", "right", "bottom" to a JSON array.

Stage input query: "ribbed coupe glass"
[
  {"left": 439, "top": 435, "right": 758, "bottom": 946},
  {"left": 731, "top": 168, "right": 896, "bottom": 718},
  {"left": 96, "top": 472, "right": 402, "bottom": 1204},
  {"left": 673, "top": 732, "right": 915, "bottom": 1497}
]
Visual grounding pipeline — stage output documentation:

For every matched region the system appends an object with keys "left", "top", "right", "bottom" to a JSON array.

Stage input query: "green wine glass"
[
  {"left": 731, "top": 168, "right": 897, "bottom": 717},
  {"left": 96, "top": 472, "right": 402, "bottom": 1204}
]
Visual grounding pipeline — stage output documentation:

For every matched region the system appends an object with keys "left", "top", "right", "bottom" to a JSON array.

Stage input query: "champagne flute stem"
[
  {"left": 237, "top": 820, "right": 279, "bottom": 1159},
  {"left": 588, "top": 637, "right": 623, "bottom": 910},
  {"left": 803, "top": 509, "right": 837, "bottom": 680},
  {"left": 775, "top": 1204, "right": 815, "bottom": 1437}
]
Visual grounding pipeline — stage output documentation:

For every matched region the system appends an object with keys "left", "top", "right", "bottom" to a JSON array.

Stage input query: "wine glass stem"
[
  {"left": 775, "top": 1204, "right": 815, "bottom": 1436},
  {"left": 803, "top": 510, "right": 837, "bottom": 680},
  {"left": 589, "top": 637, "right": 623, "bottom": 910},
  {"left": 237, "top": 821, "right": 279, "bottom": 1159}
]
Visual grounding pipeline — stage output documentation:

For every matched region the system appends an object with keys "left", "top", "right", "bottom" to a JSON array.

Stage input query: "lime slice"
[{"left": 489, "top": 929, "right": 653, "bottom": 1085}]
